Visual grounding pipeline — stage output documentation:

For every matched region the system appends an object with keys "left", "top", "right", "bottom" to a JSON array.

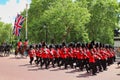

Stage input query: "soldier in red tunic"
[
  {"left": 23, "top": 39, "right": 29, "bottom": 56},
  {"left": 23, "top": 39, "right": 28, "bottom": 48},
  {"left": 40, "top": 42, "right": 49, "bottom": 69},
  {"left": 89, "top": 45, "right": 97, "bottom": 75},
  {"left": 28, "top": 45, "right": 35, "bottom": 65},
  {"left": 17, "top": 39, "right": 23, "bottom": 51},
  {"left": 34, "top": 45, "right": 40, "bottom": 65}
]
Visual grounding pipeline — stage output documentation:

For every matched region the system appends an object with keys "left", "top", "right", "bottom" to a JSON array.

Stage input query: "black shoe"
[
  {"left": 93, "top": 73, "right": 97, "bottom": 75},
  {"left": 29, "top": 61, "right": 32, "bottom": 65},
  {"left": 30, "top": 63, "right": 32, "bottom": 65},
  {"left": 45, "top": 67, "right": 48, "bottom": 69},
  {"left": 53, "top": 66, "right": 55, "bottom": 68},
  {"left": 87, "top": 71, "right": 90, "bottom": 73}
]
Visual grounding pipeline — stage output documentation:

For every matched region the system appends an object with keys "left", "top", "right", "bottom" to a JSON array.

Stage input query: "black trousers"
[
  {"left": 40, "top": 58, "right": 49, "bottom": 69},
  {"left": 76, "top": 59, "right": 83, "bottom": 71},
  {"left": 89, "top": 62, "right": 97, "bottom": 75},
  {"left": 68, "top": 57, "right": 74, "bottom": 68},
  {"left": 54, "top": 57, "right": 61, "bottom": 67},
  {"left": 35, "top": 56, "right": 39, "bottom": 64},
  {"left": 48, "top": 58, "right": 55, "bottom": 68},
  {"left": 96, "top": 59, "right": 102, "bottom": 72},
  {"left": 101, "top": 59, "right": 107, "bottom": 70},
  {"left": 30, "top": 57, "right": 34, "bottom": 65},
  {"left": 60, "top": 58, "right": 69, "bottom": 69}
]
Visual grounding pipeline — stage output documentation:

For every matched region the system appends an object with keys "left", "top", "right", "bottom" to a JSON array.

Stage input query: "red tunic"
[
  {"left": 17, "top": 41, "right": 22, "bottom": 48},
  {"left": 29, "top": 49, "right": 35, "bottom": 58},
  {"left": 100, "top": 50, "right": 107, "bottom": 60},
  {"left": 35, "top": 49, "right": 40, "bottom": 57},
  {"left": 47, "top": 49, "right": 53, "bottom": 59},
  {"left": 51, "top": 48, "right": 59, "bottom": 58},
  {"left": 86, "top": 49, "right": 91, "bottom": 58},
  {"left": 24, "top": 41, "right": 28, "bottom": 47},
  {"left": 58, "top": 49, "right": 64, "bottom": 58},
  {"left": 89, "top": 55, "right": 95, "bottom": 63},
  {"left": 41, "top": 48, "right": 47, "bottom": 58},
  {"left": 63, "top": 48, "right": 69, "bottom": 58},
  {"left": 75, "top": 49, "right": 84, "bottom": 60}
]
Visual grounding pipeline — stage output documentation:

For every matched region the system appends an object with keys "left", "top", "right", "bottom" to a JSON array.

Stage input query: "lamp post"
[
  {"left": 44, "top": 25, "right": 47, "bottom": 43},
  {"left": 119, "top": 14, "right": 120, "bottom": 28}
]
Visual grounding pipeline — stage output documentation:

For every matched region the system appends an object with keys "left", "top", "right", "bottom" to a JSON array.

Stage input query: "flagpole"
[{"left": 26, "top": 3, "right": 28, "bottom": 40}]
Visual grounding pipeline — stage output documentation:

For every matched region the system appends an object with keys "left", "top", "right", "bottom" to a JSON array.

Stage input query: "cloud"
[{"left": 0, "top": 0, "right": 31, "bottom": 24}]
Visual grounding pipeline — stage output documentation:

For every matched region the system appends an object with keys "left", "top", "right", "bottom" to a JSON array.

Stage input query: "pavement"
[{"left": 0, "top": 54, "right": 120, "bottom": 80}]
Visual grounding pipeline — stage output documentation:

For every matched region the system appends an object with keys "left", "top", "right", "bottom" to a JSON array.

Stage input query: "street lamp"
[
  {"left": 44, "top": 24, "right": 47, "bottom": 43},
  {"left": 119, "top": 14, "right": 120, "bottom": 28}
]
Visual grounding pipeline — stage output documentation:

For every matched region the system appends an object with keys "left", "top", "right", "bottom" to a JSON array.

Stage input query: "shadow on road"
[
  {"left": 115, "top": 66, "right": 120, "bottom": 69},
  {"left": 65, "top": 69, "right": 80, "bottom": 73},
  {"left": 19, "top": 64, "right": 30, "bottom": 66},
  {"left": 50, "top": 68, "right": 66, "bottom": 71},
  {"left": 19, "top": 64, "right": 40, "bottom": 69},
  {"left": 116, "top": 73, "right": 120, "bottom": 76},
  {"left": 76, "top": 72, "right": 91, "bottom": 78},
  {"left": 28, "top": 68, "right": 39, "bottom": 71},
  {"left": 9, "top": 57, "right": 27, "bottom": 59},
  {"left": 0, "top": 55, "right": 4, "bottom": 57}
]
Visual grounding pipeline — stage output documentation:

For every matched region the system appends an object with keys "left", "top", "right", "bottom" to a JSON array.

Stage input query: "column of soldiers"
[{"left": 28, "top": 41, "right": 116, "bottom": 75}]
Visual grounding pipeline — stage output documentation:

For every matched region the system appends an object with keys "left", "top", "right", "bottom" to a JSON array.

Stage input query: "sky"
[
  {"left": 0, "top": 0, "right": 120, "bottom": 24},
  {"left": 0, "top": 0, "right": 31, "bottom": 24}
]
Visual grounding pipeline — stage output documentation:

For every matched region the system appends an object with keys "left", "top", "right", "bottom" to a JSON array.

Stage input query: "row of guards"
[{"left": 18, "top": 41, "right": 115, "bottom": 76}]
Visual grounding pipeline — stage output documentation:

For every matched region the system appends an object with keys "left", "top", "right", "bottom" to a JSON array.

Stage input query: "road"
[{"left": 0, "top": 55, "right": 120, "bottom": 80}]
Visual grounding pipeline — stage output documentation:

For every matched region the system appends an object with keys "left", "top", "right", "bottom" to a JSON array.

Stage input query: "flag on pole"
[{"left": 13, "top": 14, "right": 25, "bottom": 36}]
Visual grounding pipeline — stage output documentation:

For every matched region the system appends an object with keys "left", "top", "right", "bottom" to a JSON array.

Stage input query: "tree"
[
  {"left": 27, "top": 0, "right": 90, "bottom": 43},
  {"left": 0, "top": 22, "right": 12, "bottom": 44},
  {"left": 85, "top": 0, "right": 119, "bottom": 44},
  {"left": 21, "top": 0, "right": 119, "bottom": 44}
]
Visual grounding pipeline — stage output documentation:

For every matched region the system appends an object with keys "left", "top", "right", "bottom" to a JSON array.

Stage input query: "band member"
[
  {"left": 34, "top": 45, "right": 40, "bottom": 65},
  {"left": 40, "top": 42, "right": 49, "bottom": 69},
  {"left": 89, "top": 48, "right": 97, "bottom": 75},
  {"left": 17, "top": 39, "right": 22, "bottom": 51},
  {"left": 28, "top": 45, "right": 35, "bottom": 65},
  {"left": 100, "top": 47, "right": 107, "bottom": 71},
  {"left": 23, "top": 39, "right": 28, "bottom": 49},
  {"left": 23, "top": 39, "right": 29, "bottom": 56}
]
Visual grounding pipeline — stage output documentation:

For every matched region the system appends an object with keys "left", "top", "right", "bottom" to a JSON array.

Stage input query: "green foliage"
[
  {"left": 85, "top": 0, "right": 119, "bottom": 44},
  {"left": 20, "top": 0, "right": 120, "bottom": 44},
  {"left": 27, "top": 0, "right": 90, "bottom": 43},
  {"left": 0, "top": 22, "right": 12, "bottom": 44}
]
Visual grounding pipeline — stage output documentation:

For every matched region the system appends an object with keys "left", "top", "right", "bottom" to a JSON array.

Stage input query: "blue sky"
[
  {"left": 0, "top": 0, "right": 31, "bottom": 24},
  {"left": 0, "top": 0, "right": 9, "bottom": 5},
  {"left": 0, "top": 0, "right": 21, "bottom": 4}
]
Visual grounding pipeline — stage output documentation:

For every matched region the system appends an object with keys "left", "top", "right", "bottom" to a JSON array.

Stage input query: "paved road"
[{"left": 0, "top": 55, "right": 120, "bottom": 80}]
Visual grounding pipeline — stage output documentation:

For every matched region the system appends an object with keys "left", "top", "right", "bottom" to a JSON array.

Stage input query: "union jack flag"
[{"left": 13, "top": 14, "right": 25, "bottom": 36}]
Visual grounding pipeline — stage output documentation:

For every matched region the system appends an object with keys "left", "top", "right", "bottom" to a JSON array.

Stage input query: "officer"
[{"left": 17, "top": 39, "right": 23, "bottom": 51}]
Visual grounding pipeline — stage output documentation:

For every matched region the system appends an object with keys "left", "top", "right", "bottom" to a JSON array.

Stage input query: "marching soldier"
[
  {"left": 23, "top": 39, "right": 29, "bottom": 56},
  {"left": 17, "top": 39, "right": 23, "bottom": 51},
  {"left": 34, "top": 45, "right": 40, "bottom": 65},
  {"left": 89, "top": 48, "right": 97, "bottom": 75},
  {"left": 40, "top": 42, "right": 49, "bottom": 69},
  {"left": 28, "top": 45, "right": 35, "bottom": 65},
  {"left": 23, "top": 39, "right": 28, "bottom": 49}
]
